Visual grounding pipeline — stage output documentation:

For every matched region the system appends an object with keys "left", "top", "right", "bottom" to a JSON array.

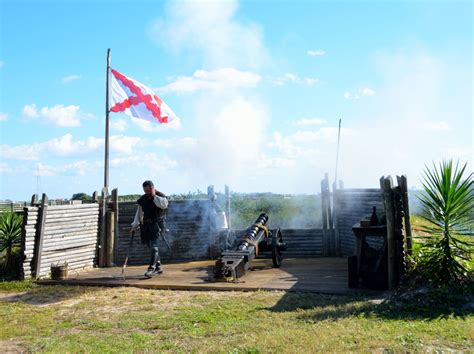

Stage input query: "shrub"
[
  {"left": 416, "top": 160, "right": 473, "bottom": 284},
  {"left": 0, "top": 211, "right": 23, "bottom": 277}
]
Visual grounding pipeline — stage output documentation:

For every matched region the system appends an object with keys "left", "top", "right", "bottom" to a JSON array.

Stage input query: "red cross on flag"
[{"left": 109, "top": 68, "right": 177, "bottom": 124}]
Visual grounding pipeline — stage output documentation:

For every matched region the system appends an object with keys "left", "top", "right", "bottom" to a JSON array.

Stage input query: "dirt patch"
[{"left": 0, "top": 339, "right": 29, "bottom": 353}]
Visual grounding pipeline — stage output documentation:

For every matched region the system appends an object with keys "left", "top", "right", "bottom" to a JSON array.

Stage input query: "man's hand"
[{"left": 151, "top": 188, "right": 156, "bottom": 197}]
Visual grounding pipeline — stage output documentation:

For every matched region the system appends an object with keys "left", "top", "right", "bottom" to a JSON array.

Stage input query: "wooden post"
[
  {"left": 111, "top": 188, "right": 119, "bottom": 264},
  {"left": 106, "top": 211, "right": 115, "bottom": 267},
  {"left": 333, "top": 187, "right": 340, "bottom": 257},
  {"left": 207, "top": 185, "right": 215, "bottom": 259},
  {"left": 382, "top": 176, "right": 396, "bottom": 290},
  {"left": 397, "top": 175, "right": 413, "bottom": 255},
  {"left": 321, "top": 177, "right": 328, "bottom": 256},
  {"left": 224, "top": 185, "right": 231, "bottom": 229},
  {"left": 321, "top": 178, "right": 328, "bottom": 230},
  {"left": 326, "top": 173, "right": 333, "bottom": 228},
  {"left": 98, "top": 187, "right": 107, "bottom": 267},
  {"left": 92, "top": 191, "right": 98, "bottom": 203},
  {"left": 33, "top": 193, "right": 48, "bottom": 279},
  {"left": 30, "top": 194, "right": 38, "bottom": 206}
]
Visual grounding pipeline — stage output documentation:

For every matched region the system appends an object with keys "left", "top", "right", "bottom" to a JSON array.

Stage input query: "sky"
[{"left": 0, "top": 0, "right": 472, "bottom": 201}]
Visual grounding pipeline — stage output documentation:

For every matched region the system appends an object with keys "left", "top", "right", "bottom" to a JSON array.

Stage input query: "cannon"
[{"left": 213, "top": 213, "right": 287, "bottom": 281}]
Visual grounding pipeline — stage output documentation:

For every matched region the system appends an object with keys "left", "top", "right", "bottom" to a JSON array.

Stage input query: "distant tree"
[{"left": 72, "top": 193, "right": 92, "bottom": 201}]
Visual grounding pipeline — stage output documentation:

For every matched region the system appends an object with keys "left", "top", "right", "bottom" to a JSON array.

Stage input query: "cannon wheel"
[{"left": 271, "top": 228, "right": 284, "bottom": 268}]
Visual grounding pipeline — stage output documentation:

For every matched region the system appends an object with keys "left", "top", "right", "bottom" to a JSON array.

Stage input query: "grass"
[{"left": 1, "top": 284, "right": 472, "bottom": 352}]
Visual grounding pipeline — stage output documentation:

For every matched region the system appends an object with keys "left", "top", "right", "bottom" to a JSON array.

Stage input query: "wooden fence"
[
  {"left": 20, "top": 194, "right": 100, "bottom": 279},
  {"left": 333, "top": 188, "right": 385, "bottom": 256}
]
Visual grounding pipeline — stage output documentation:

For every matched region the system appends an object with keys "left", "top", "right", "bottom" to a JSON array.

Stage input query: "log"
[
  {"left": 383, "top": 176, "right": 396, "bottom": 290},
  {"left": 46, "top": 211, "right": 99, "bottom": 218},
  {"left": 45, "top": 216, "right": 99, "bottom": 225},
  {"left": 33, "top": 194, "right": 48, "bottom": 279},
  {"left": 43, "top": 222, "right": 99, "bottom": 231},
  {"left": 42, "top": 227, "right": 99, "bottom": 237},
  {"left": 47, "top": 204, "right": 99, "bottom": 211}
]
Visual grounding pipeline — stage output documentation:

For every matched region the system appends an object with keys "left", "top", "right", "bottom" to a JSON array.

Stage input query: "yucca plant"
[
  {"left": 417, "top": 160, "right": 473, "bottom": 284},
  {"left": 0, "top": 211, "right": 23, "bottom": 274}
]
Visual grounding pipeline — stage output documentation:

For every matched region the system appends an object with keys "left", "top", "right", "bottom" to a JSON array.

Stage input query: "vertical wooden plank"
[
  {"left": 326, "top": 173, "right": 333, "bottom": 229},
  {"left": 333, "top": 188, "right": 341, "bottom": 256},
  {"left": 106, "top": 211, "right": 115, "bottom": 267},
  {"left": 92, "top": 191, "right": 98, "bottom": 203},
  {"left": 383, "top": 176, "right": 396, "bottom": 290},
  {"left": 321, "top": 177, "right": 328, "bottom": 256},
  {"left": 111, "top": 188, "right": 119, "bottom": 264},
  {"left": 397, "top": 175, "right": 413, "bottom": 255},
  {"left": 98, "top": 187, "right": 107, "bottom": 267},
  {"left": 33, "top": 194, "right": 48, "bottom": 279},
  {"left": 224, "top": 185, "right": 231, "bottom": 229},
  {"left": 321, "top": 178, "right": 328, "bottom": 230},
  {"left": 30, "top": 194, "right": 38, "bottom": 206},
  {"left": 207, "top": 185, "right": 215, "bottom": 259}
]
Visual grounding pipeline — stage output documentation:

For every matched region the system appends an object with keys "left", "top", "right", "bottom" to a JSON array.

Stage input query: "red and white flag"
[{"left": 109, "top": 68, "right": 177, "bottom": 124}]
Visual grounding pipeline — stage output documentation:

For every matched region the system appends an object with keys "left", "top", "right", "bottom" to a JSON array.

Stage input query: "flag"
[{"left": 109, "top": 68, "right": 177, "bottom": 124}]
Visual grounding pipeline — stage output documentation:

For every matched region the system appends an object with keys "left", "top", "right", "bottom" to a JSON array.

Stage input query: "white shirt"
[{"left": 131, "top": 195, "right": 169, "bottom": 229}]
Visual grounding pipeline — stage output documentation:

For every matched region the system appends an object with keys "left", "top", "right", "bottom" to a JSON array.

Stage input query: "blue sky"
[{"left": 0, "top": 0, "right": 472, "bottom": 200}]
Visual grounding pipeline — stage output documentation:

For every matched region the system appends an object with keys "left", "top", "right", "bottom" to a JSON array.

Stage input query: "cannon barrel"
[
  {"left": 213, "top": 213, "right": 285, "bottom": 281},
  {"left": 237, "top": 213, "right": 269, "bottom": 252}
]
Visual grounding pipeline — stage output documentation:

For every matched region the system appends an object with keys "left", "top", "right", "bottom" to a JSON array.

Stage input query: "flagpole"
[{"left": 104, "top": 48, "right": 110, "bottom": 195}]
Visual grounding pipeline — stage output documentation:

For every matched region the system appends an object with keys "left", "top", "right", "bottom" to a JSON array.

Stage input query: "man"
[{"left": 131, "top": 180, "right": 168, "bottom": 278}]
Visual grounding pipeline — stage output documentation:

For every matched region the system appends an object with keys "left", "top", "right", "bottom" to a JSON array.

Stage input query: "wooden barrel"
[{"left": 51, "top": 264, "right": 68, "bottom": 280}]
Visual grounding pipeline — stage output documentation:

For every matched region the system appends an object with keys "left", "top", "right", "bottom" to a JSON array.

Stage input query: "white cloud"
[
  {"left": 307, "top": 50, "right": 326, "bottom": 57},
  {"left": 110, "top": 153, "right": 177, "bottom": 173},
  {"left": 344, "top": 87, "right": 376, "bottom": 100},
  {"left": 154, "top": 137, "right": 197, "bottom": 149},
  {"left": 361, "top": 87, "right": 376, "bottom": 96},
  {"left": 40, "top": 105, "right": 81, "bottom": 127},
  {"left": 43, "top": 134, "right": 102, "bottom": 156},
  {"left": 110, "top": 119, "right": 128, "bottom": 132},
  {"left": 158, "top": 68, "right": 261, "bottom": 94},
  {"left": 422, "top": 121, "right": 451, "bottom": 132},
  {"left": 0, "top": 133, "right": 140, "bottom": 161},
  {"left": 23, "top": 104, "right": 82, "bottom": 127},
  {"left": 0, "top": 112, "right": 8, "bottom": 121},
  {"left": 294, "top": 118, "right": 327, "bottom": 126},
  {"left": 61, "top": 74, "right": 81, "bottom": 84},
  {"left": 150, "top": 0, "right": 268, "bottom": 69},
  {"left": 273, "top": 73, "right": 318, "bottom": 86},
  {"left": 23, "top": 104, "right": 40, "bottom": 118},
  {"left": 35, "top": 161, "right": 91, "bottom": 177},
  {"left": 109, "top": 135, "right": 141, "bottom": 154},
  {"left": 131, "top": 116, "right": 182, "bottom": 132}
]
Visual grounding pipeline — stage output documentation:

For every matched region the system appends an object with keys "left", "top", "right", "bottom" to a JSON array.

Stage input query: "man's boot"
[
  {"left": 153, "top": 261, "right": 164, "bottom": 275},
  {"left": 144, "top": 263, "right": 164, "bottom": 278}
]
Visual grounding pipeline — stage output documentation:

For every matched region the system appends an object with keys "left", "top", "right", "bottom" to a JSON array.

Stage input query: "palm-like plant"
[
  {"left": 417, "top": 160, "right": 473, "bottom": 283},
  {"left": 0, "top": 211, "right": 23, "bottom": 273}
]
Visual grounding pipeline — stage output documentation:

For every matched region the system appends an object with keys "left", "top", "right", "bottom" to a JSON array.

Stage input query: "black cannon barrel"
[{"left": 237, "top": 213, "right": 269, "bottom": 252}]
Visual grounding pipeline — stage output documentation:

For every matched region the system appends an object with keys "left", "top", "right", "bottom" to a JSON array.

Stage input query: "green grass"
[{"left": 1, "top": 285, "right": 472, "bottom": 352}]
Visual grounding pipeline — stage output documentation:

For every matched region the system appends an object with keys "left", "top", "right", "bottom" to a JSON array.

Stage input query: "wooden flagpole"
[{"left": 104, "top": 48, "right": 111, "bottom": 195}]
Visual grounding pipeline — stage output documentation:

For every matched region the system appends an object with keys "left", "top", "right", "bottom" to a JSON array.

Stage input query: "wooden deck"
[{"left": 39, "top": 257, "right": 360, "bottom": 294}]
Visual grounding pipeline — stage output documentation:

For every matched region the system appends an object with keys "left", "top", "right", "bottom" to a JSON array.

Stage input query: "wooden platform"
[{"left": 39, "top": 258, "right": 360, "bottom": 294}]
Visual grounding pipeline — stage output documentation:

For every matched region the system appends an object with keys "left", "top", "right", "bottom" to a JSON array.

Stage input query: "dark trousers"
[{"left": 141, "top": 222, "right": 161, "bottom": 269}]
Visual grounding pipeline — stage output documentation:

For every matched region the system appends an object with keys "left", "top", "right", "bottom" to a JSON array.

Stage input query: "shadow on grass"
[
  {"left": 267, "top": 287, "right": 473, "bottom": 321},
  {"left": 0, "top": 282, "right": 102, "bottom": 306}
]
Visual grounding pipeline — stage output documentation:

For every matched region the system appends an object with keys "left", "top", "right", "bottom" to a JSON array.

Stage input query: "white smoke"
[{"left": 149, "top": 0, "right": 271, "bottom": 189}]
